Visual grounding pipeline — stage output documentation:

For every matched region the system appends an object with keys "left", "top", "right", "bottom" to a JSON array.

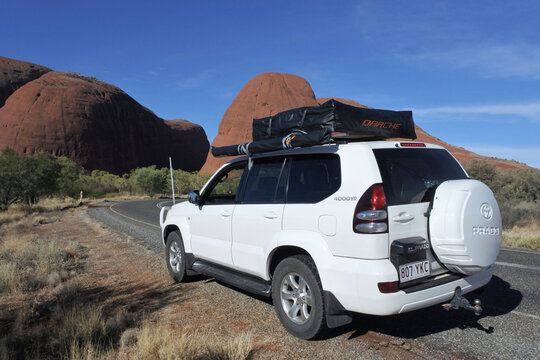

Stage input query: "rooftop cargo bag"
[{"left": 211, "top": 99, "right": 416, "bottom": 157}]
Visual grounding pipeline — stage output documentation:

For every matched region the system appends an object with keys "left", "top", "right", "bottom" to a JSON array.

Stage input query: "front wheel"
[
  {"left": 165, "top": 231, "right": 186, "bottom": 282},
  {"left": 271, "top": 255, "right": 326, "bottom": 339}
]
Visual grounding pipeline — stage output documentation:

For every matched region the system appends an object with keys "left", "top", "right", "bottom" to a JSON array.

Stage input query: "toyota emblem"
[{"left": 480, "top": 203, "right": 493, "bottom": 220}]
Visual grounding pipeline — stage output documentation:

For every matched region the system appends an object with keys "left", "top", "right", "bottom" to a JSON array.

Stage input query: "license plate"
[{"left": 399, "top": 260, "right": 430, "bottom": 283}]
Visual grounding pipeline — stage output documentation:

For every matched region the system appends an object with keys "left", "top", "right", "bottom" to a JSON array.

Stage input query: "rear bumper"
[{"left": 319, "top": 256, "right": 493, "bottom": 316}]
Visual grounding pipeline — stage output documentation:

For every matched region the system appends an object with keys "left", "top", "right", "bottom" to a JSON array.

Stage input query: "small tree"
[
  {"left": 0, "top": 148, "right": 25, "bottom": 210},
  {"left": 55, "top": 156, "right": 83, "bottom": 198},
  {"left": 20, "top": 152, "right": 61, "bottom": 206}
]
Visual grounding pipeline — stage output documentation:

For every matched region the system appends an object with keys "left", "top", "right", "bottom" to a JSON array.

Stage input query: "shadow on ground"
[
  {"left": 336, "top": 275, "right": 522, "bottom": 340},
  {"left": 200, "top": 275, "right": 522, "bottom": 341}
]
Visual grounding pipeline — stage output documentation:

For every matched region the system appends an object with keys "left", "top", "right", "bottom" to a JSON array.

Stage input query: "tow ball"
[{"left": 442, "top": 287, "right": 482, "bottom": 316}]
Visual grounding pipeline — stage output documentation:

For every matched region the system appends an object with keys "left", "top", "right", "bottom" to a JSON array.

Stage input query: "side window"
[
  {"left": 242, "top": 158, "right": 287, "bottom": 204},
  {"left": 204, "top": 163, "right": 246, "bottom": 205},
  {"left": 287, "top": 155, "right": 341, "bottom": 203}
]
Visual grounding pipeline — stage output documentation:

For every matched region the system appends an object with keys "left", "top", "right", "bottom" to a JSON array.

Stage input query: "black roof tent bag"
[
  {"left": 253, "top": 99, "right": 416, "bottom": 141},
  {"left": 211, "top": 99, "right": 416, "bottom": 157}
]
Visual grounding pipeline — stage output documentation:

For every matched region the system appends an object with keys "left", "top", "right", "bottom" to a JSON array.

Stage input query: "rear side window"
[
  {"left": 373, "top": 148, "right": 467, "bottom": 206},
  {"left": 242, "top": 158, "right": 287, "bottom": 204},
  {"left": 287, "top": 155, "right": 341, "bottom": 203}
]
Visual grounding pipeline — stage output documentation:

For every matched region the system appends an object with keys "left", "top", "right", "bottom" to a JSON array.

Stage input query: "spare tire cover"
[{"left": 429, "top": 179, "right": 502, "bottom": 275}]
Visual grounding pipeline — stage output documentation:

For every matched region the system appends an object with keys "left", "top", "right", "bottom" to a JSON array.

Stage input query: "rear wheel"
[
  {"left": 271, "top": 255, "right": 326, "bottom": 339},
  {"left": 165, "top": 231, "right": 186, "bottom": 282}
]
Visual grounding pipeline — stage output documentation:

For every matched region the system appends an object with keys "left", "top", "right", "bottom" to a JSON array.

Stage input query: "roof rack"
[{"left": 211, "top": 99, "right": 416, "bottom": 157}]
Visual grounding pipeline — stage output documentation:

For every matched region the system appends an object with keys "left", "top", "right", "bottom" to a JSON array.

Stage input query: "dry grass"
[
  {"left": 0, "top": 198, "right": 80, "bottom": 225},
  {"left": 0, "top": 211, "right": 254, "bottom": 360},
  {"left": 87, "top": 194, "right": 151, "bottom": 202},
  {"left": 124, "top": 321, "right": 254, "bottom": 360},
  {"left": 0, "top": 219, "right": 82, "bottom": 294},
  {"left": 502, "top": 221, "right": 540, "bottom": 250}
]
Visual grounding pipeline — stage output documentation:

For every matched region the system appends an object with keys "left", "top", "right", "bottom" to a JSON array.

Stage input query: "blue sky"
[{"left": 2, "top": 0, "right": 539, "bottom": 168}]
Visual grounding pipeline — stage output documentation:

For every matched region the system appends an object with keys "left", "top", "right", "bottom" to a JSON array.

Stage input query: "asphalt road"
[{"left": 88, "top": 199, "right": 540, "bottom": 360}]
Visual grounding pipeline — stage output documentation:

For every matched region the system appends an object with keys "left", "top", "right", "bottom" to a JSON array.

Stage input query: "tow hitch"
[{"left": 442, "top": 287, "right": 482, "bottom": 316}]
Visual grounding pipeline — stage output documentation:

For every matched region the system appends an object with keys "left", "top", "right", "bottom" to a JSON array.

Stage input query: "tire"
[
  {"left": 165, "top": 231, "right": 186, "bottom": 282},
  {"left": 271, "top": 255, "right": 327, "bottom": 339}
]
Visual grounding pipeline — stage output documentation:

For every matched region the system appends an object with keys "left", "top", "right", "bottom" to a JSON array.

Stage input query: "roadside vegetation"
[
  {"left": 463, "top": 160, "right": 540, "bottom": 250},
  {"left": 0, "top": 211, "right": 254, "bottom": 359},
  {"left": 0, "top": 147, "right": 210, "bottom": 218}
]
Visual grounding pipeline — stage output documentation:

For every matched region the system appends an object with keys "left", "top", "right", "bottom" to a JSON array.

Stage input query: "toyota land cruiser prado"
[{"left": 159, "top": 141, "right": 502, "bottom": 339}]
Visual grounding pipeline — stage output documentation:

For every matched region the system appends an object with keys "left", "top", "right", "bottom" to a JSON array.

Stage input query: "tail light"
[{"left": 353, "top": 184, "right": 388, "bottom": 233}]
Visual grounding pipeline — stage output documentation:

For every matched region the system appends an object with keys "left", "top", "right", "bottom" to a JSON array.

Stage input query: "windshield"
[{"left": 373, "top": 148, "right": 467, "bottom": 206}]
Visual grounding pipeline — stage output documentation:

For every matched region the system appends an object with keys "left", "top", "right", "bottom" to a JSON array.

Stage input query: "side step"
[{"left": 191, "top": 260, "right": 272, "bottom": 297}]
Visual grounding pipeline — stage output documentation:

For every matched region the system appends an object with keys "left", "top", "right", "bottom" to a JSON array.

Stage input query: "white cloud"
[
  {"left": 414, "top": 102, "right": 540, "bottom": 122},
  {"left": 458, "top": 145, "right": 540, "bottom": 169},
  {"left": 403, "top": 44, "right": 540, "bottom": 80}
]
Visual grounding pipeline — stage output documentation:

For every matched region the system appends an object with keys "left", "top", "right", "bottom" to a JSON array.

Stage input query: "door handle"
[
  {"left": 392, "top": 212, "right": 415, "bottom": 223},
  {"left": 264, "top": 211, "right": 278, "bottom": 219},
  {"left": 221, "top": 210, "right": 232, "bottom": 217}
]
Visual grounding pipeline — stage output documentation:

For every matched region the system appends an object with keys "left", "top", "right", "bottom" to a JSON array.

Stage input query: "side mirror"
[{"left": 188, "top": 190, "right": 200, "bottom": 204}]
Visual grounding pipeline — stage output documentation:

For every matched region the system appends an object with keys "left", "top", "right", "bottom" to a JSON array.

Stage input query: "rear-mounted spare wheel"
[{"left": 429, "top": 179, "right": 502, "bottom": 275}]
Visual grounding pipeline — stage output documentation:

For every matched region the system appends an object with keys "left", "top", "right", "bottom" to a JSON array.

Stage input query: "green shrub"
[
  {"left": 0, "top": 148, "right": 217, "bottom": 205},
  {"left": 463, "top": 160, "right": 540, "bottom": 228},
  {"left": 0, "top": 148, "right": 24, "bottom": 211},
  {"left": 129, "top": 166, "right": 168, "bottom": 196},
  {"left": 172, "top": 169, "right": 212, "bottom": 195}
]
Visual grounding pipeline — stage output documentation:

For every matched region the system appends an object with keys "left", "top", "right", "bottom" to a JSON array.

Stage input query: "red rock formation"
[
  {"left": 317, "top": 97, "right": 367, "bottom": 108},
  {"left": 0, "top": 56, "right": 51, "bottom": 107},
  {"left": 201, "top": 72, "right": 320, "bottom": 172},
  {"left": 202, "top": 74, "right": 526, "bottom": 173},
  {"left": 0, "top": 71, "right": 208, "bottom": 174}
]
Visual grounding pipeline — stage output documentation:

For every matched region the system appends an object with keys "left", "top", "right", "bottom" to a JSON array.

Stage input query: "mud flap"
[{"left": 324, "top": 291, "right": 353, "bottom": 328}]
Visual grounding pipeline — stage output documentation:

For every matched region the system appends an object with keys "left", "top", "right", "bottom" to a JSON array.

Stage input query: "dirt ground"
[{"left": 1, "top": 208, "right": 462, "bottom": 359}]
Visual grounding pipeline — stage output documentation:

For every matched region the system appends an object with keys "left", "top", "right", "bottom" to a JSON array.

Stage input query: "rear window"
[{"left": 373, "top": 148, "right": 467, "bottom": 206}]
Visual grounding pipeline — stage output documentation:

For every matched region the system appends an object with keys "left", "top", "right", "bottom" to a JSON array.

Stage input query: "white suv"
[{"left": 160, "top": 141, "right": 501, "bottom": 339}]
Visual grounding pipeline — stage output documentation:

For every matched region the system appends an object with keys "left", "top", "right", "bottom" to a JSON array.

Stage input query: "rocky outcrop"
[
  {"left": 0, "top": 56, "right": 51, "bottom": 107},
  {"left": 0, "top": 70, "right": 208, "bottom": 174},
  {"left": 317, "top": 97, "right": 367, "bottom": 108},
  {"left": 201, "top": 72, "right": 320, "bottom": 172}
]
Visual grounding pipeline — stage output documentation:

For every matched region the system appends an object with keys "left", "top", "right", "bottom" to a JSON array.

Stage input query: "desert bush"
[
  {"left": 464, "top": 159, "right": 498, "bottom": 189},
  {"left": 56, "top": 156, "right": 84, "bottom": 198},
  {"left": 78, "top": 170, "right": 129, "bottom": 198},
  {"left": 463, "top": 160, "right": 540, "bottom": 228},
  {"left": 0, "top": 229, "right": 81, "bottom": 294},
  {"left": 0, "top": 148, "right": 25, "bottom": 211},
  {"left": 173, "top": 169, "right": 212, "bottom": 195},
  {"left": 130, "top": 166, "right": 169, "bottom": 196},
  {"left": 0, "top": 148, "right": 215, "bottom": 206},
  {"left": 20, "top": 151, "right": 62, "bottom": 206}
]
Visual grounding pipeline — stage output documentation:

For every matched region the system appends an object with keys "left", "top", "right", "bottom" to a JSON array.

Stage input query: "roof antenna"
[{"left": 169, "top": 156, "right": 176, "bottom": 205}]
